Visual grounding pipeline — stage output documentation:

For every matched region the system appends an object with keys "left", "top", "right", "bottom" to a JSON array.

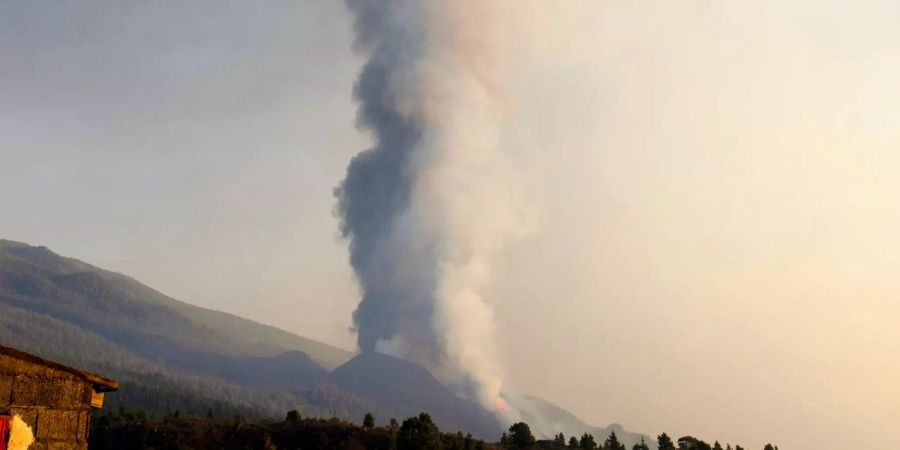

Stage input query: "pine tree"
[
  {"left": 657, "top": 433, "right": 675, "bottom": 450},
  {"left": 579, "top": 432, "right": 597, "bottom": 449},
  {"left": 509, "top": 422, "right": 537, "bottom": 448},
  {"left": 389, "top": 418, "right": 399, "bottom": 450},
  {"left": 397, "top": 413, "right": 443, "bottom": 450},
  {"left": 632, "top": 437, "right": 650, "bottom": 450},
  {"left": 556, "top": 433, "right": 567, "bottom": 446},
  {"left": 464, "top": 433, "right": 475, "bottom": 450},
  {"left": 604, "top": 431, "right": 626, "bottom": 450},
  {"left": 450, "top": 432, "right": 465, "bottom": 450},
  {"left": 363, "top": 412, "right": 375, "bottom": 428}
]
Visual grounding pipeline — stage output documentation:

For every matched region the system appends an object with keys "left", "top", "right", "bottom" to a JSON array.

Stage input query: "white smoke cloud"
[{"left": 338, "top": 0, "right": 537, "bottom": 415}]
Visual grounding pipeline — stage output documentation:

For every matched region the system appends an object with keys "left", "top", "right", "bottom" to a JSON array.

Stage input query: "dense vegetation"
[
  {"left": 89, "top": 408, "right": 493, "bottom": 450},
  {"left": 89, "top": 408, "right": 778, "bottom": 450}
]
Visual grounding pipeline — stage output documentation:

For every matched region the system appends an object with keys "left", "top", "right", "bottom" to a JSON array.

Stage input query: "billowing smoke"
[{"left": 336, "top": 0, "right": 530, "bottom": 413}]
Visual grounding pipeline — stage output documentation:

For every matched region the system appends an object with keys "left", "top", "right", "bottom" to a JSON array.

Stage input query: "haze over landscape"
[{"left": 3, "top": 1, "right": 900, "bottom": 449}]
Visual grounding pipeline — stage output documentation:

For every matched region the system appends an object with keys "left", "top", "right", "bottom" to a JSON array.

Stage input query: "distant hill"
[
  {"left": 0, "top": 239, "right": 645, "bottom": 443},
  {"left": 0, "top": 239, "right": 352, "bottom": 369},
  {"left": 511, "top": 395, "right": 649, "bottom": 448},
  {"left": 0, "top": 238, "right": 352, "bottom": 419}
]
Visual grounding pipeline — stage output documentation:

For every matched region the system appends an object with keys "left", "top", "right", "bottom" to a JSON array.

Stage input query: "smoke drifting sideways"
[{"left": 335, "top": 0, "right": 532, "bottom": 419}]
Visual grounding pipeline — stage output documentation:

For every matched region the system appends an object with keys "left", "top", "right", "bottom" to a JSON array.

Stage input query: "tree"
[
  {"left": 397, "top": 412, "right": 443, "bottom": 450},
  {"left": 579, "top": 432, "right": 597, "bottom": 449},
  {"left": 206, "top": 408, "right": 214, "bottom": 419},
  {"left": 604, "top": 431, "right": 626, "bottom": 450},
  {"left": 677, "top": 436, "right": 711, "bottom": 450},
  {"left": 713, "top": 443, "right": 722, "bottom": 450},
  {"left": 555, "top": 433, "right": 567, "bottom": 446},
  {"left": 464, "top": 433, "right": 475, "bottom": 450},
  {"left": 314, "top": 431, "right": 329, "bottom": 450},
  {"left": 450, "top": 432, "right": 465, "bottom": 450},
  {"left": 632, "top": 437, "right": 650, "bottom": 450},
  {"left": 285, "top": 410, "right": 301, "bottom": 424},
  {"left": 389, "top": 417, "right": 400, "bottom": 450},
  {"left": 569, "top": 436, "right": 580, "bottom": 448},
  {"left": 508, "top": 422, "right": 537, "bottom": 448},
  {"left": 657, "top": 433, "right": 675, "bottom": 450},
  {"left": 363, "top": 412, "right": 376, "bottom": 428},
  {"left": 763, "top": 445, "right": 777, "bottom": 450}
]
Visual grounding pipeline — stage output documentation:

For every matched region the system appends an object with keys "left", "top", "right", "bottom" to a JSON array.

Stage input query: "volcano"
[{"left": 328, "top": 352, "right": 502, "bottom": 438}]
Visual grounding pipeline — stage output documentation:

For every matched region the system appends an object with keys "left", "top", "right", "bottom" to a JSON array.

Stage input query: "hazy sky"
[{"left": 3, "top": 2, "right": 899, "bottom": 449}]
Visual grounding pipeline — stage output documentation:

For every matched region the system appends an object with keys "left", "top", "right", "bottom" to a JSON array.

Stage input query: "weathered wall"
[{"left": 0, "top": 354, "right": 92, "bottom": 450}]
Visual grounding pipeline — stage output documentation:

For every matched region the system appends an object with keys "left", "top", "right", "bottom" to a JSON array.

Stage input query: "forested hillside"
[
  {"left": 0, "top": 239, "right": 352, "bottom": 368},
  {"left": 0, "top": 239, "right": 648, "bottom": 444},
  {"left": 0, "top": 239, "right": 359, "bottom": 419},
  {"left": 88, "top": 408, "right": 776, "bottom": 450},
  {"left": 0, "top": 239, "right": 505, "bottom": 437}
]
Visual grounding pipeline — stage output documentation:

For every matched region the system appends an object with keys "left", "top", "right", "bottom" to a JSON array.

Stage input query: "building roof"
[{"left": 0, "top": 344, "right": 119, "bottom": 392}]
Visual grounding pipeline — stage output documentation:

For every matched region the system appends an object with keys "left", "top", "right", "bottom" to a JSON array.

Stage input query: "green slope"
[
  {"left": 0, "top": 302, "right": 324, "bottom": 419},
  {"left": 0, "top": 238, "right": 356, "bottom": 419},
  {"left": 0, "top": 238, "right": 353, "bottom": 369}
]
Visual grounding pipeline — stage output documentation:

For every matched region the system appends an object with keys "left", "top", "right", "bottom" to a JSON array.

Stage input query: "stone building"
[{"left": 0, "top": 345, "right": 118, "bottom": 450}]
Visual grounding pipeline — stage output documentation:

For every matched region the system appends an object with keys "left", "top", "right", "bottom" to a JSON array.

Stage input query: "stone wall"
[{"left": 0, "top": 354, "right": 93, "bottom": 450}]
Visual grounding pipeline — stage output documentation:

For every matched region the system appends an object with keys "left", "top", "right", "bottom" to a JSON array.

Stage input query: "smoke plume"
[{"left": 336, "top": 0, "right": 530, "bottom": 413}]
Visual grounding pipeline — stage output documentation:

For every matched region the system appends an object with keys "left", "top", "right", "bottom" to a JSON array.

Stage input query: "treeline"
[
  {"left": 89, "top": 407, "right": 493, "bottom": 450},
  {"left": 90, "top": 407, "right": 778, "bottom": 450},
  {"left": 502, "top": 422, "right": 777, "bottom": 450}
]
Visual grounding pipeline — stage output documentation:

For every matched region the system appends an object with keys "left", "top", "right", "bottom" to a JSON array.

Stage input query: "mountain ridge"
[
  {"left": 0, "top": 238, "right": 353, "bottom": 369},
  {"left": 0, "top": 238, "right": 646, "bottom": 444}
]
